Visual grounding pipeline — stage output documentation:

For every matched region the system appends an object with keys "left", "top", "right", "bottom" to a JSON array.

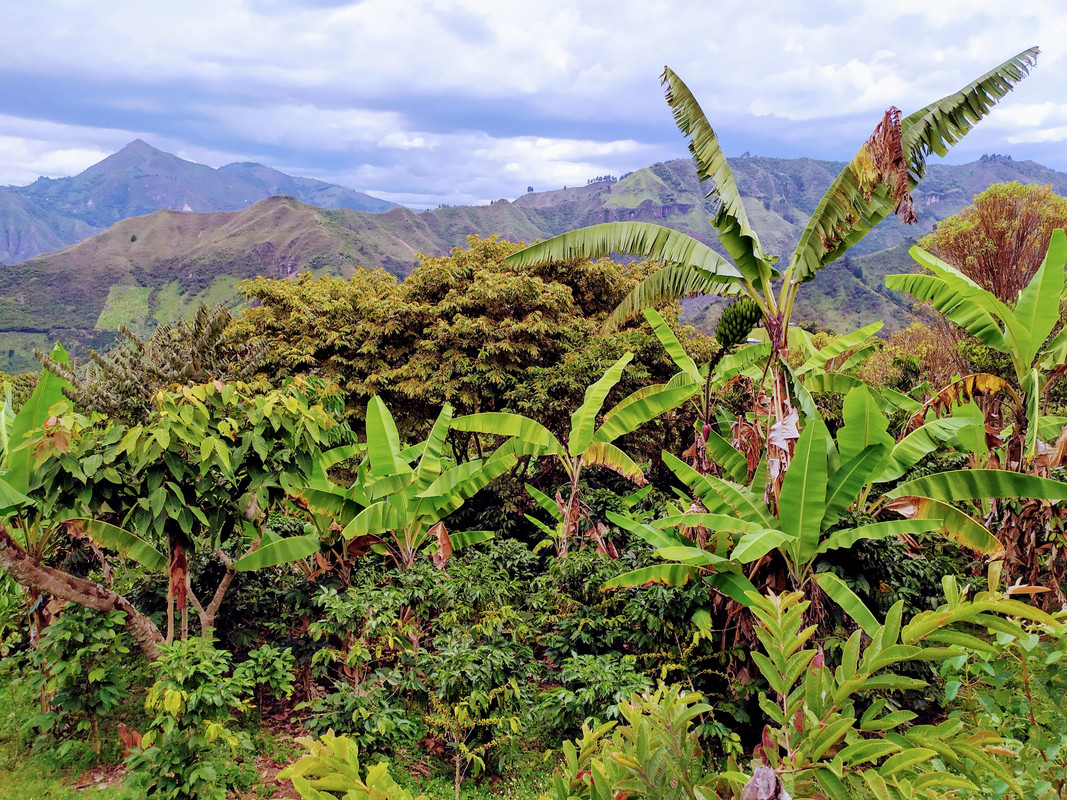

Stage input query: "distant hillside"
[
  {"left": 2, "top": 152, "right": 1066, "bottom": 372},
  {"left": 0, "top": 140, "right": 397, "bottom": 263}
]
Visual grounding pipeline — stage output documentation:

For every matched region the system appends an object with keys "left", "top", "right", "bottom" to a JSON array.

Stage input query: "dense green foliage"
[{"left": 4, "top": 56, "right": 1067, "bottom": 800}]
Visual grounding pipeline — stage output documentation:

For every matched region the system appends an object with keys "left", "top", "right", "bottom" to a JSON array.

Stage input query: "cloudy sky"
[{"left": 1, "top": 1, "right": 1062, "bottom": 208}]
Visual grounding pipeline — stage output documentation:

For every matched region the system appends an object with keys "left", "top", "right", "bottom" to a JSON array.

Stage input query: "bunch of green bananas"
[{"left": 714, "top": 298, "right": 762, "bottom": 349}]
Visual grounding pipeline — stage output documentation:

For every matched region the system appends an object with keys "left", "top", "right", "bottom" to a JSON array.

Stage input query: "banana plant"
[
  {"left": 605, "top": 383, "right": 1067, "bottom": 599},
  {"left": 642, "top": 307, "right": 770, "bottom": 474},
  {"left": 297, "top": 397, "right": 513, "bottom": 570},
  {"left": 886, "top": 228, "right": 1067, "bottom": 462},
  {"left": 506, "top": 49, "right": 1039, "bottom": 508},
  {"left": 451, "top": 352, "right": 697, "bottom": 557}
]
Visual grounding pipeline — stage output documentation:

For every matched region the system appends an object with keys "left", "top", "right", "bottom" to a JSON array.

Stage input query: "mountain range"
[
  {"left": 2, "top": 141, "right": 1067, "bottom": 373},
  {"left": 0, "top": 139, "right": 397, "bottom": 265}
]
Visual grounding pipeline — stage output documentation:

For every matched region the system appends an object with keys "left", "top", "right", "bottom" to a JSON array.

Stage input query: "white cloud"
[{"left": 0, "top": 0, "right": 1064, "bottom": 203}]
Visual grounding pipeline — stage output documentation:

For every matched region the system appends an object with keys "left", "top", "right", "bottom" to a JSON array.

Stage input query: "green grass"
[
  {"left": 95, "top": 285, "right": 151, "bottom": 332},
  {"left": 151, "top": 281, "right": 183, "bottom": 326},
  {"left": 0, "top": 675, "right": 137, "bottom": 800}
]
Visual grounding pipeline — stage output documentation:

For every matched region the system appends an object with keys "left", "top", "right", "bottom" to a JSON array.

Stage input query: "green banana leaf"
[
  {"left": 643, "top": 308, "right": 700, "bottom": 382},
  {"left": 234, "top": 535, "right": 320, "bottom": 571},
  {"left": 450, "top": 412, "right": 565, "bottom": 455},
  {"left": 365, "top": 396, "right": 411, "bottom": 478},
  {"left": 816, "top": 572, "right": 880, "bottom": 638},
  {"left": 888, "top": 470, "right": 1067, "bottom": 504},
  {"left": 660, "top": 66, "right": 774, "bottom": 286},
  {"left": 570, "top": 353, "right": 632, "bottom": 455},
  {"left": 78, "top": 519, "right": 167, "bottom": 572},
  {"left": 780, "top": 417, "right": 830, "bottom": 565}
]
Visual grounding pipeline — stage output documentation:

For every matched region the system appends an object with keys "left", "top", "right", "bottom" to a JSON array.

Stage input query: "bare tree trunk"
[{"left": 0, "top": 525, "right": 164, "bottom": 660}]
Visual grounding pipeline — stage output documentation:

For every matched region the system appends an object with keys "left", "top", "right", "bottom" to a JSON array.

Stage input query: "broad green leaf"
[
  {"left": 822, "top": 445, "right": 887, "bottom": 528},
  {"left": 731, "top": 528, "right": 793, "bottom": 563},
  {"left": 643, "top": 308, "right": 700, "bottom": 381},
  {"left": 315, "top": 443, "right": 365, "bottom": 471},
  {"left": 663, "top": 451, "right": 774, "bottom": 527},
  {"left": 886, "top": 271, "right": 1008, "bottom": 352},
  {"left": 581, "top": 441, "right": 645, "bottom": 484},
  {"left": 414, "top": 403, "right": 453, "bottom": 493},
  {"left": 342, "top": 501, "right": 404, "bottom": 539},
  {"left": 234, "top": 535, "right": 320, "bottom": 571},
  {"left": 525, "top": 484, "right": 563, "bottom": 522},
  {"left": 705, "top": 572, "right": 759, "bottom": 606},
  {"left": 816, "top": 572, "right": 880, "bottom": 637},
  {"left": 78, "top": 519, "right": 167, "bottom": 572},
  {"left": 570, "top": 353, "right": 632, "bottom": 455},
  {"left": 1014, "top": 229, "right": 1066, "bottom": 366},
  {"left": 885, "top": 496, "right": 999, "bottom": 554},
  {"left": 701, "top": 428, "right": 748, "bottom": 483},
  {"left": 0, "top": 477, "right": 32, "bottom": 513},
  {"left": 7, "top": 343, "right": 71, "bottom": 493},
  {"left": 602, "top": 563, "right": 701, "bottom": 590},
  {"left": 815, "top": 520, "right": 941, "bottom": 556},
  {"left": 873, "top": 417, "right": 977, "bottom": 483},
  {"left": 838, "top": 386, "right": 894, "bottom": 463},
  {"left": 450, "top": 412, "right": 564, "bottom": 455},
  {"left": 655, "top": 545, "right": 726, "bottom": 567},
  {"left": 365, "top": 397, "right": 410, "bottom": 478},
  {"left": 798, "top": 322, "right": 884, "bottom": 374},
  {"left": 449, "top": 530, "right": 495, "bottom": 549},
  {"left": 661, "top": 66, "right": 774, "bottom": 286},
  {"left": 888, "top": 469, "right": 1067, "bottom": 504},
  {"left": 592, "top": 382, "right": 696, "bottom": 445},
  {"left": 901, "top": 47, "right": 1038, "bottom": 178},
  {"left": 780, "top": 417, "right": 829, "bottom": 565},
  {"left": 653, "top": 513, "right": 763, "bottom": 534},
  {"left": 608, "top": 261, "right": 745, "bottom": 331},
  {"left": 608, "top": 511, "right": 694, "bottom": 554}
]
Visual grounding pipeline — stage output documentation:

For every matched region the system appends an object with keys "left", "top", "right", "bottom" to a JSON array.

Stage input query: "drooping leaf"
[
  {"left": 581, "top": 441, "right": 645, "bottom": 484},
  {"left": 888, "top": 469, "right": 1067, "bottom": 504},
  {"left": 450, "top": 412, "right": 565, "bottom": 455},
  {"left": 234, "top": 535, "right": 320, "bottom": 571},
  {"left": 883, "top": 496, "right": 1000, "bottom": 554},
  {"left": 705, "top": 571, "right": 760, "bottom": 606},
  {"left": 78, "top": 519, "right": 167, "bottom": 572},
  {"left": 661, "top": 66, "right": 774, "bottom": 286},
  {"left": 602, "top": 563, "right": 701, "bottom": 590},
  {"left": 592, "top": 382, "right": 696, "bottom": 445},
  {"left": 663, "top": 450, "right": 774, "bottom": 526},
  {"left": 816, "top": 572, "right": 880, "bottom": 637},
  {"left": 342, "top": 501, "right": 405, "bottom": 539},
  {"left": 815, "top": 519, "right": 941, "bottom": 556},
  {"left": 874, "top": 417, "right": 978, "bottom": 483},
  {"left": 643, "top": 308, "right": 700, "bottom": 381}
]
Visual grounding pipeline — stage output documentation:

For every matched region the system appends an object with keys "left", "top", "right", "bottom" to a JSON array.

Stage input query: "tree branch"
[{"left": 0, "top": 524, "right": 163, "bottom": 660}]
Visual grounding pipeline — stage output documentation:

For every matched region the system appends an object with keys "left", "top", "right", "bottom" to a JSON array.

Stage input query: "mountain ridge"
[
  {"left": 0, "top": 140, "right": 397, "bottom": 264},
  {"left": 2, "top": 145, "right": 1066, "bottom": 372}
]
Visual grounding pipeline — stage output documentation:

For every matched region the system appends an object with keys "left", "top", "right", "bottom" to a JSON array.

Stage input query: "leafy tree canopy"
[
  {"left": 919, "top": 181, "right": 1067, "bottom": 304},
  {"left": 229, "top": 235, "right": 715, "bottom": 443}
]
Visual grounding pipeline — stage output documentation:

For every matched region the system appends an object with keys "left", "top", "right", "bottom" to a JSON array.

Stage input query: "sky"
[{"left": 0, "top": 1, "right": 1064, "bottom": 209}]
